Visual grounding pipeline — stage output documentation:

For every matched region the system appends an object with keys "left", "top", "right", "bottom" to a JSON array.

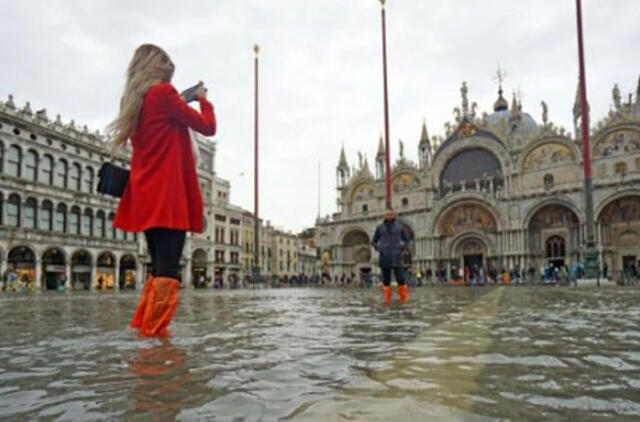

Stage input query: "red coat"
[{"left": 114, "top": 82, "right": 216, "bottom": 233}]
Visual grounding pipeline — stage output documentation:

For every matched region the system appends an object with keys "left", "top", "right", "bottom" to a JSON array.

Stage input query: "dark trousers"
[
  {"left": 144, "top": 228, "right": 186, "bottom": 280},
  {"left": 381, "top": 266, "right": 405, "bottom": 286}
]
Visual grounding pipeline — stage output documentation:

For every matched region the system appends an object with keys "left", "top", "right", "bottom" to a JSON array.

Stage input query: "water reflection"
[
  {"left": 0, "top": 287, "right": 639, "bottom": 420},
  {"left": 126, "top": 340, "right": 195, "bottom": 420}
]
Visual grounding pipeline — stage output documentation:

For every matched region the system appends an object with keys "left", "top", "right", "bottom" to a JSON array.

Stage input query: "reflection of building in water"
[{"left": 317, "top": 76, "right": 640, "bottom": 278}]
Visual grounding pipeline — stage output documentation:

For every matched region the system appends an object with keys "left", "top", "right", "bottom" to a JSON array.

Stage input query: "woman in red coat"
[{"left": 107, "top": 44, "right": 216, "bottom": 337}]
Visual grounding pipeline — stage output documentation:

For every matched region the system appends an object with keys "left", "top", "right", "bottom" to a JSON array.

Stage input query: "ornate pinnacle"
[{"left": 419, "top": 119, "right": 430, "bottom": 146}]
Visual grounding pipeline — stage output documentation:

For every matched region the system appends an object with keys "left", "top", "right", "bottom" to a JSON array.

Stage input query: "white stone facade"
[{"left": 317, "top": 79, "right": 640, "bottom": 282}]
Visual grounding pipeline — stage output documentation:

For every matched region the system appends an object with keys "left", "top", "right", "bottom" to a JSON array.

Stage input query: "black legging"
[
  {"left": 144, "top": 228, "right": 186, "bottom": 280},
  {"left": 381, "top": 266, "right": 406, "bottom": 286}
]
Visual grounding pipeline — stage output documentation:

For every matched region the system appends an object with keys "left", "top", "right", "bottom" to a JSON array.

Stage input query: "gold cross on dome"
[{"left": 493, "top": 65, "right": 507, "bottom": 86}]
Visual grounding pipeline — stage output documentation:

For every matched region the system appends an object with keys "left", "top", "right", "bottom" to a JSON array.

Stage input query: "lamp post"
[
  {"left": 575, "top": 0, "right": 599, "bottom": 278},
  {"left": 253, "top": 43, "right": 261, "bottom": 288},
  {"left": 379, "top": 0, "right": 392, "bottom": 209}
]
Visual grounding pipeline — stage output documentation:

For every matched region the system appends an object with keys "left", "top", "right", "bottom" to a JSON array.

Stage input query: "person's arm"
[
  {"left": 161, "top": 84, "right": 217, "bottom": 136},
  {"left": 371, "top": 227, "right": 380, "bottom": 251},
  {"left": 401, "top": 225, "right": 410, "bottom": 246}
]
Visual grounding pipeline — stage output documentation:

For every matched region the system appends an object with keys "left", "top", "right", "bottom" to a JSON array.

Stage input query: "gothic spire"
[
  {"left": 376, "top": 134, "right": 385, "bottom": 157},
  {"left": 419, "top": 119, "right": 430, "bottom": 147},
  {"left": 338, "top": 144, "right": 348, "bottom": 168}
]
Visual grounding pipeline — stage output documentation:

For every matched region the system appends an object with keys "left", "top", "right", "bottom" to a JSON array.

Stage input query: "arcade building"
[
  {"left": 316, "top": 77, "right": 640, "bottom": 281},
  {"left": 0, "top": 94, "right": 220, "bottom": 290}
]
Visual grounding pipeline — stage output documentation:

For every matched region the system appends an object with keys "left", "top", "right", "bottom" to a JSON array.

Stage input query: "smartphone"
[{"left": 181, "top": 83, "right": 201, "bottom": 103}]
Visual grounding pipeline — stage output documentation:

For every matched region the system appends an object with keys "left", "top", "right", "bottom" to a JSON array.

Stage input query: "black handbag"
[{"left": 97, "top": 161, "right": 130, "bottom": 198}]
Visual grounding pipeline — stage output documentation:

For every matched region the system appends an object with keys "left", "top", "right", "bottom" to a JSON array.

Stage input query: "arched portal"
[
  {"left": 598, "top": 195, "right": 640, "bottom": 275},
  {"left": 192, "top": 249, "right": 208, "bottom": 288},
  {"left": 528, "top": 204, "right": 580, "bottom": 268},
  {"left": 71, "top": 250, "right": 92, "bottom": 290},
  {"left": 436, "top": 202, "right": 498, "bottom": 274},
  {"left": 119, "top": 254, "right": 137, "bottom": 290},
  {"left": 96, "top": 252, "right": 116, "bottom": 290},
  {"left": 42, "top": 248, "right": 66, "bottom": 290},
  {"left": 342, "top": 229, "right": 372, "bottom": 282},
  {"left": 7, "top": 246, "right": 36, "bottom": 287},
  {"left": 454, "top": 236, "right": 488, "bottom": 280}
]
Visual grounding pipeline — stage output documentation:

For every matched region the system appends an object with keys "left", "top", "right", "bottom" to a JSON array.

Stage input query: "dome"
[{"left": 486, "top": 109, "right": 540, "bottom": 139}]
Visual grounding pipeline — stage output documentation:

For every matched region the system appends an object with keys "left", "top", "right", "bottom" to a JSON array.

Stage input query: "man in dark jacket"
[{"left": 371, "top": 208, "right": 410, "bottom": 303}]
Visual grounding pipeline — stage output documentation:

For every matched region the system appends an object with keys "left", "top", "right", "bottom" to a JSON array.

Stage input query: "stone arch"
[
  {"left": 71, "top": 249, "right": 92, "bottom": 290},
  {"left": 595, "top": 189, "right": 640, "bottom": 218},
  {"left": 431, "top": 135, "right": 510, "bottom": 192},
  {"left": 349, "top": 181, "right": 377, "bottom": 203},
  {"left": 341, "top": 227, "right": 371, "bottom": 265},
  {"left": 592, "top": 124, "right": 640, "bottom": 159},
  {"left": 434, "top": 200, "right": 500, "bottom": 237},
  {"left": 391, "top": 169, "right": 420, "bottom": 193},
  {"left": 450, "top": 232, "right": 494, "bottom": 257},
  {"left": 119, "top": 254, "right": 137, "bottom": 289},
  {"left": 523, "top": 198, "right": 584, "bottom": 229},
  {"left": 192, "top": 248, "right": 209, "bottom": 288},
  {"left": 95, "top": 251, "right": 116, "bottom": 289},
  {"left": 41, "top": 247, "right": 67, "bottom": 290},
  {"left": 526, "top": 202, "right": 581, "bottom": 267},
  {"left": 7, "top": 245, "right": 36, "bottom": 286},
  {"left": 519, "top": 138, "right": 579, "bottom": 173}
]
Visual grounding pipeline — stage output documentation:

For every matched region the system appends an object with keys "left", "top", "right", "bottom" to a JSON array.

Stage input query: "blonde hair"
[{"left": 107, "top": 44, "right": 174, "bottom": 154}]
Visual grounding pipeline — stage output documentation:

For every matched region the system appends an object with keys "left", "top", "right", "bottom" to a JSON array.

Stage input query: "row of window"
[
  {"left": 0, "top": 142, "right": 97, "bottom": 192},
  {"left": 0, "top": 193, "right": 135, "bottom": 241}
]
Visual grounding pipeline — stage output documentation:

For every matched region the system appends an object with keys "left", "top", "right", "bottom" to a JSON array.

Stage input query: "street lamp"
[{"left": 379, "top": 0, "right": 392, "bottom": 209}]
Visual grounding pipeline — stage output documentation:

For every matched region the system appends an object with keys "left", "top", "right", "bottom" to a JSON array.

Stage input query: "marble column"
[
  {"left": 89, "top": 261, "right": 95, "bottom": 291},
  {"left": 35, "top": 257, "right": 42, "bottom": 291},
  {"left": 114, "top": 260, "right": 120, "bottom": 291},
  {"left": 64, "top": 261, "right": 71, "bottom": 290},
  {"left": 185, "top": 258, "right": 193, "bottom": 289}
]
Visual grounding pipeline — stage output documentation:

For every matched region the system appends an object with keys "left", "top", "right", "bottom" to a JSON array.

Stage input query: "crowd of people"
[{"left": 1, "top": 268, "right": 36, "bottom": 292}]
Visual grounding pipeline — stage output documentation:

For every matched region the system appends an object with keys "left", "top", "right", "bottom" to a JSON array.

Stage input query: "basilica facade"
[{"left": 316, "top": 77, "right": 640, "bottom": 281}]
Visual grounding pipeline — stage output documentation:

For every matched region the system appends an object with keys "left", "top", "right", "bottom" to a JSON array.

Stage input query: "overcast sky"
[{"left": 2, "top": 0, "right": 639, "bottom": 232}]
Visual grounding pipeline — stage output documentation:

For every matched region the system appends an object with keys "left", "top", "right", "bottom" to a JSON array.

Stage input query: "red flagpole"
[
  {"left": 253, "top": 44, "right": 260, "bottom": 286},
  {"left": 380, "top": 0, "right": 392, "bottom": 209},
  {"left": 575, "top": 0, "right": 599, "bottom": 277},
  {"left": 576, "top": 0, "right": 591, "bottom": 181}
]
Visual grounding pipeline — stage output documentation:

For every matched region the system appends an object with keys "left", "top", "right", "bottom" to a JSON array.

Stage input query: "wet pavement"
[{"left": 1, "top": 286, "right": 639, "bottom": 421}]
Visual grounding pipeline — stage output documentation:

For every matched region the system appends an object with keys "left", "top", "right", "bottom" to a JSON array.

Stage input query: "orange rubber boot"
[
  {"left": 398, "top": 284, "right": 409, "bottom": 302},
  {"left": 382, "top": 285, "right": 392, "bottom": 303},
  {"left": 130, "top": 276, "right": 154, "bottom": 328},
  {"left": 140, "top": 277, "right": 180, "bottom": 337}
]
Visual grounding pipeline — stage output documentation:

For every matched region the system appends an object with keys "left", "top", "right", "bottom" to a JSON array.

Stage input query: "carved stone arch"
[
  {"left": 339, "top": 226, "right": 370, "bottom": 246},
  {"left": 349, "top": 181, "right": 376, "bottom": 204},
  {"left": 450, "top": 232, "right": 495, "bottom": 257},
  {"left": 391, "top": 169, "right": 420, "bottom": 193},
  {"left": 517, "top": 135, "right": 581, "bottom": 174},
  {"left": 431, "top": 198, "right": 504, "bottom": 235},
  {"left": 592, "top": 122, "right": 640, "bottom": 159},
  {"left": 523, "top": 197, "right": 584, "bottom": 229},
  {"left": 42, "top": 245, "right": 70, "bottom": 264},
  {"left": 595, "top": 189, "right": 640, "bottom": 219},
  {"left": 434, "top": 201, "right": 499, "bottom": 238},
  {"left": 431, "top": 134, "right": 510, "bottom": 189}
]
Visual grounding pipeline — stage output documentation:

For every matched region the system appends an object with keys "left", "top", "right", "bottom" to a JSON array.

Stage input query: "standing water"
[{"left": 1, "top": 287, "right": 640, "bottom": 421}]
